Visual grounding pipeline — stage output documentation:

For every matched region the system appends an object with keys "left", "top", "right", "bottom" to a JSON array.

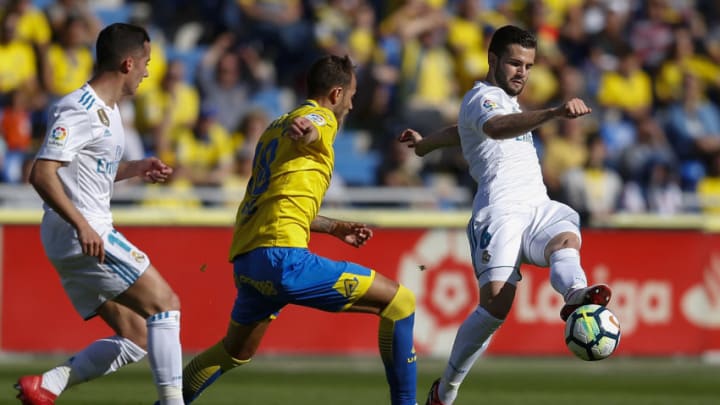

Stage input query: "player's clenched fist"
[{"left": 556, "top": 98, "right": 592, "bottom": 119}]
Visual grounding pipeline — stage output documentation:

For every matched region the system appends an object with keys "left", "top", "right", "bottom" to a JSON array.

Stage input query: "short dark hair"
[
  {"left": 95, "top": 23, "right": 150, "bottom": 71},
  {"left": 488, "top": 25, "right": 536, "bottom": 58},
  {"left": 306, "top": 55, "right": 354, "bottom": 98}
]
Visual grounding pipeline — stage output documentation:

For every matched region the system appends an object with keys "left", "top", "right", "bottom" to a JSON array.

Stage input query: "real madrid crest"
[{"left": 97, "top": 108, "right": 110, "bottom": 127}]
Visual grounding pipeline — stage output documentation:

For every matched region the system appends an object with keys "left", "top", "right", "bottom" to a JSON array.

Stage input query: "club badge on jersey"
[{"left": 97, "top": 109, "right": 110, "bottom": 126}]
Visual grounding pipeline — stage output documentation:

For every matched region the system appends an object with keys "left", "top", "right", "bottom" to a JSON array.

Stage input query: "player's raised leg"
[
  {"left": 542, "top": 230, "right": 612, "bottom": 320},
  {"left": 348, "top": 272, "right": 417, "bottom": 405}
]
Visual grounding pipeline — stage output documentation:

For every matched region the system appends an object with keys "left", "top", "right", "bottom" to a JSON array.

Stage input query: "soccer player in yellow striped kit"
[{"left": 182, "top": 55, "right": 418, "bottom": 405}]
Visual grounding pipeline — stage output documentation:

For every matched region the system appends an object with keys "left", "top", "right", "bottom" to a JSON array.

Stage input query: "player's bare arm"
[
  {"left": 483, "top": 98, "right": 592, "bottom": 140},
  {"left": 286, "top": 116, "right": 319, "bottom": 145},
  {"left": 398, "top": 125, "right": 460, "bottom": 157},
  {"left": 29, "top": 159, "right": 105, "bottom": 262},
  {"left": 310, "top": 215, "right": 373, "bottom": 247},
  {"left": 116, "top": 157, "right": 173, "bottom": 183}
]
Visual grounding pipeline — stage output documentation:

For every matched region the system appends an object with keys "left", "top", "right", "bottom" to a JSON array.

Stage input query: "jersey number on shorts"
[
  {"left": 240, "top": 138, "right": 279, "bottom": 218},
  {"left": 107, "top": 230, "right": 131, "bottom": 252}
]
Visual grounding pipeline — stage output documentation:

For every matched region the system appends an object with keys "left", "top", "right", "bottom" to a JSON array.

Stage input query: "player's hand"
[
  {"left": 557, "top": 98, "right": 592, "bottom": 119},
  {"left": 331, "top": 221, "right": 374, "bottom": 248},
  {"left": 77, "top": 224, "right": 105, "bottom": 263},
  {"left": 286, "top": 116, "right": 317, "bottom": 144},
  {"left": 398, "top": 129, "right": 423, "bottom": 149},
  {"left": 142, "top": 157, "right": 173, "bottom": 183}
]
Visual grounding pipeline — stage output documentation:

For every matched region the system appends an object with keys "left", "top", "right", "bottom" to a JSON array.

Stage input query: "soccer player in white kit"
[
  {"left": 398, "top": 25, "right": 613, "bottom": 405},
  {"left": 15, "top": 23, "right": 183, "bottom": 405}
]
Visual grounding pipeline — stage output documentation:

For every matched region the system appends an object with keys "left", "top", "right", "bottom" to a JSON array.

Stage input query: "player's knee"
[
  {"left": 380, "top": 284, "right": 415, "bottom": 321},
  {"left": 543, "top": 230, "right": 581, "bottom": 260}
]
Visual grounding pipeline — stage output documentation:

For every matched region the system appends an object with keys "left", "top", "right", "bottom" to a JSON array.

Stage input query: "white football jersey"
[
  {"left": 458, "top": 81, "right": 549, "bottom": 210},
  {"left": 37, "top": 83, "right": 125, "bottom": 258}
]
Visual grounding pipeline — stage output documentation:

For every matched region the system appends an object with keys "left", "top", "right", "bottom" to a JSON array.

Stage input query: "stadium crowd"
[{"left": 2, "top": 0, "right": 720, "bottom": 223}]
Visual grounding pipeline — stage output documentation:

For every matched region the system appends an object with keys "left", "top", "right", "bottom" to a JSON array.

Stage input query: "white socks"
[
  {"left": 41, "top": 336, "right": 147, "bottom": 395},
  {"left": 146, "top": 310, "right": 183, "bottom": 405},
  {"left": 549, "top": 248, "right": 587, "bottom": 300},
  {"left": 439, "top": 306, "right": 503, "bottom": 404}
]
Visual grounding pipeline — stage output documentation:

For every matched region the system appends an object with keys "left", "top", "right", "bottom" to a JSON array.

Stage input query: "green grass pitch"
[{"left": 1, "top": 355, "right": 718, "bottom": 404}]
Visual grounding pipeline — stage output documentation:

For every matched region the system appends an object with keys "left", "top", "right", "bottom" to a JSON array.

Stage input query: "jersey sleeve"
[
  {"left": 36, "top": 102, "right": 93, "bottom": 162},
  {"left": 303, "top": 109, "right": 337, "bottom": 150},
  {"left": 465, "top": 87, "right": 512, "bottom": 133}
]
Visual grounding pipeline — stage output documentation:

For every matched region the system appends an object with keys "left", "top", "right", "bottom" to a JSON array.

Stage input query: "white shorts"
[
  {"left": 467, "top": 200, "right": 580, "bottom": 286},
  {"left": 47, "top": 228, "right": 151, "bottom": 320}
]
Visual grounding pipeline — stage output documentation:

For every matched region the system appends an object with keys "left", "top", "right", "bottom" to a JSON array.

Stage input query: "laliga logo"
[
  {"left": 682, "top": 254, "right": 720, "bottom": 327},
  {"left": 397, "top": 230, "right": 477, "bottom": 356}
]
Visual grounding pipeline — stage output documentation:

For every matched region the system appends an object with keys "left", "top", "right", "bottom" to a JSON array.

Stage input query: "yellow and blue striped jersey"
[{"left": 229, "top": 100, "right": 338, "bottom": 258}]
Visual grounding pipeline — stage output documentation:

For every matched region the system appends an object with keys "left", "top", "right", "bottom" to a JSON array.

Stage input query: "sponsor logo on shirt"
[
  {"left": 48, "top": 126, "right": 68, "bottom": 147},
  {"left": 305, "top": 113, "right": 326, "bottom": 126},
  {"left": 482, "top": 98, "right": 498, "bottom": 110},
  {"left": 96, "top": 158, "right": 120, "bottom": 175}
]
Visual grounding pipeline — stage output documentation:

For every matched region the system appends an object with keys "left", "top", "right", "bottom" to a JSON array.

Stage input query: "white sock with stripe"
[
  {"left": 146, "top": 310, "right": 183, "bottom": 405},
  {"left": 41, "top": 336, "right": 146, "bottom": 395}
]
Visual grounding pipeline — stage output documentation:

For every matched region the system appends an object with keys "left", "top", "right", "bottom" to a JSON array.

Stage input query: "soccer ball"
[{"left": 564, "top": 304, "right": 621, "bottom": 361}]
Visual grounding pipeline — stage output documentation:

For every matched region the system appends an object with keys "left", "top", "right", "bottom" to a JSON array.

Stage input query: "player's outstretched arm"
[
  {"left": 310, "top": 215, "right": 373, "bottom": 247},
  {"left": 116, "top": 157, "right": 173, "bottom": 183},
  {"left": 398, "top": 125, "right": 460, "bottom": 157},
  {"left": 483, "top": 97, "right": 592, "bottom": 140}
]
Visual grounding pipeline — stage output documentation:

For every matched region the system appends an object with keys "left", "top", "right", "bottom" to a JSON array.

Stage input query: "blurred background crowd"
[{"left": 2, "top": 0, "right": 720, "bottom": 224}]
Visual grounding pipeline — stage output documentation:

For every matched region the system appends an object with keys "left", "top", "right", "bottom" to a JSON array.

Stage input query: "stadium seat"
[
  {"left": 93, "top": 4, "right": 133, "bottom": 25},
  {"left": 333, "top": 130, "right": 380, "bottom": 186},
  {"left": 165, "top": 46, "right": 207, "bottom": 84}
]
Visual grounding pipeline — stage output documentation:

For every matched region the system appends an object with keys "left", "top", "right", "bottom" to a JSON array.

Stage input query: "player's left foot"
[
  {"left": 560, "top": 284, "right": 612, "bottom": 321},
  {"left": 425, "top": 378, "right": 446, "bottom": 405},
  {"left": 15, "top": 375, "right": 57, "bottom": 405}
]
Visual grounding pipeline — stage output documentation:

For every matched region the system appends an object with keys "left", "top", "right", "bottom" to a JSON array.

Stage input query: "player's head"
[
  {"left": 306, "top": 55, "right": 356, "bottom": 122},
  {"left": 95, "top": 23, "right": 151, "bottom": 96},
  {"left": 487, "top": 25, "right": 536, "bottom": 97}
]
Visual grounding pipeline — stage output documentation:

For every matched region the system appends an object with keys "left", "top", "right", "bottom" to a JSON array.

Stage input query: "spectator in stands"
[
  {"left": 43, "top": 15, "right": 93, "bottom": 98},
  {"left": 595, "top": 45, "right": 654, "bottom": 166},
  {"left": 622, "top": 156, "right": 684, "bottom": 215},
  {"left": 562, "top": 133, "right": 623, "bottom": 225},
  {"left": 618, "top": 115, "right": 677, "bottom": 185},
  {"left": 235, "top": 0, "right": 316, "bottom": 86},
  {"left": 629, "top": 0, "right": 676, "bottom": 71},
  {"left": 3, "top": 0, "right": 51, "bottom": 48},
  {"left": 135, "top": 59, "right": 200, "bottom": 164},
  {"left": 0, "top": 10, "right": 40, "bottom": 106},
  {"left": 655, "top": 26, "right": 720, "bottom": 105},
  {"left": 44, "top": 0, "right": 101, "bottom": 42},
  {"left": 0, "top": 89, "right": 32, "bottom": 183},
  {"left": 174, "top": 105, "right": 235, "bottom": 188},
  {"left": 232, "top": 108, "right": 268, "bottom": 158},
  {"left": 395, "top": 9, "right": 459, "bottom": 134},
  {"left": 196, "top": 32, "right": 253, "bottom": 134},
  {"left": 376, "top": 136, "right": 424, "bottom": 188},
  {"left": 664, "top": 73, "right": 720, "bottom": 188},
  {"left": 542, "top": 118, "right": 589, "bottom": 200},
  {"left": 446, "top": 0, "right": 492, "bottom": 92}
]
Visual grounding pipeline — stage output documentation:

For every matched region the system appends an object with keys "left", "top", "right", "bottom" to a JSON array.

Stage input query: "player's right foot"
[
  {"left": 15, "top": 375, "right": 57, "bottom": 405},
  {"left": 560, "top": 284, "right": 612, "bottom": 321},
  {"left": 425, "top": 378, "right": 446, "bottom": 405}
]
